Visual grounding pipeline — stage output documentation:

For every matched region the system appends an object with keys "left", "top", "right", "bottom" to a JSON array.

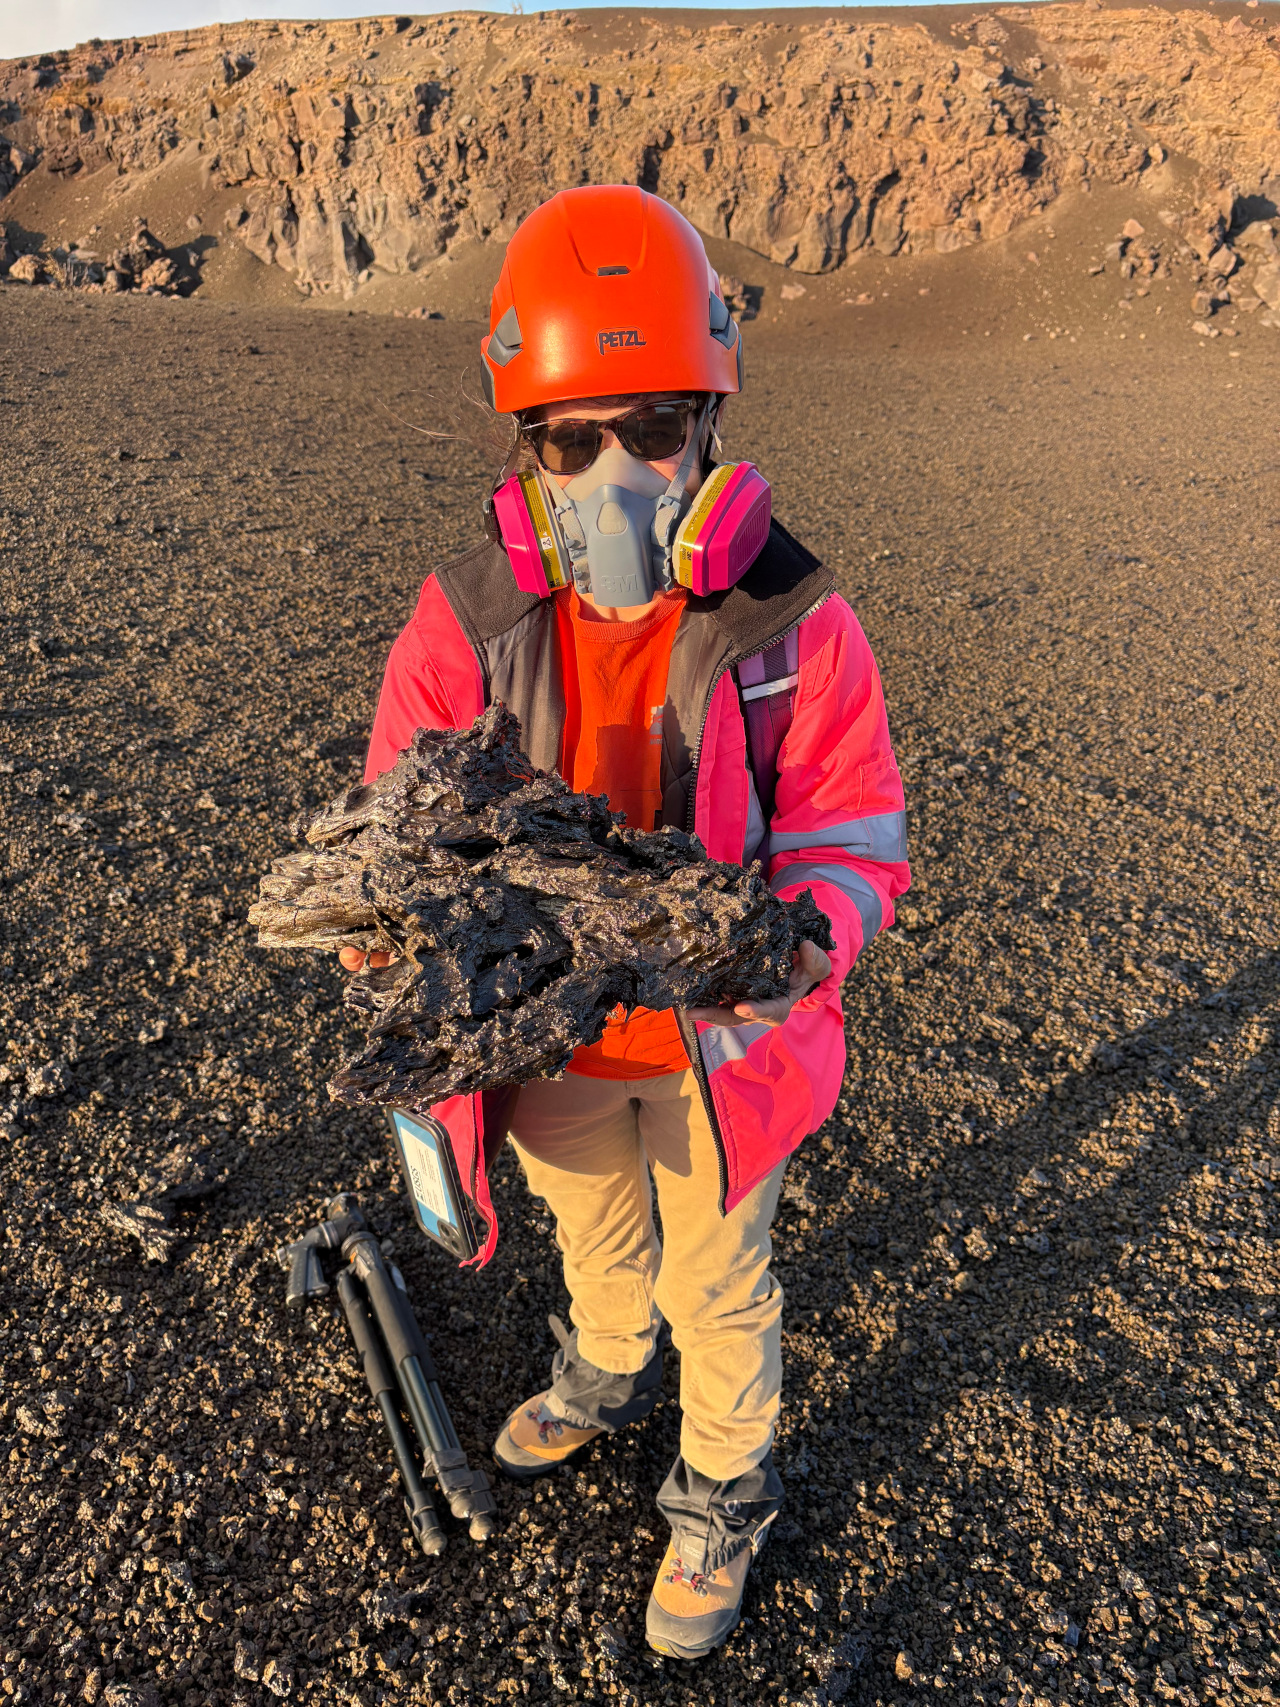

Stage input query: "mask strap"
[
  {"left": 709, "top": 402, "right": 725, "bottom": 461},
  {"left": 539, "top": 469, "right": 591, "bottom": 592},
  {"left": 481, "top": 419, "right": 528, "bottom": 544},
  {"left": 652, "top": 398, "right": 713, "bottom": 585}
]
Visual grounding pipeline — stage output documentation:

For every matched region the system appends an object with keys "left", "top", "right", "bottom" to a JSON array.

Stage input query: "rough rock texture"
[
  {"left": 6, "top": 250, "right": 42, "bottom": 283},
  {"left": 251, "top": 705, "right": 832, "bottom": 1106},
  {"left": 98, "top": 1144, "right": 232, "bottom": 1263},
  {"left": 0, "top": 214, "right": 201, "bottom": 294},
  {"left": 1, "top": 4, "right": 1277, "bottom": 298},
  {"left": 1081, "top": 195, "right": 1280, "bottom": 325}
]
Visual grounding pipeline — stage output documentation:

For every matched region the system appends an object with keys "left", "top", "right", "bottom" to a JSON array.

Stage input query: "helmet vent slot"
[
  {"left": 487, "top": 305, "right": 523, "bottom": 367},
  {"left": 709, "top": 291, "right": 738, "bottom": 351}
]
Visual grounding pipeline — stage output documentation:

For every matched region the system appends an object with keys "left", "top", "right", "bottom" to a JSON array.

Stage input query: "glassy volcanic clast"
[{"left": 251, "top": 705, "right": 832, "bottom": 1108}]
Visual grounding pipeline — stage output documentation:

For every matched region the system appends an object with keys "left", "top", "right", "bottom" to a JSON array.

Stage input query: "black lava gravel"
[{"left": 0, "top": 276, "right": 1276, "bottom": 1707}]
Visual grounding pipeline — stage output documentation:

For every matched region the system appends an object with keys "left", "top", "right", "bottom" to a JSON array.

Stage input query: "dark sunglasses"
[{"left": 521, "top": 398, "right": 699, "bottom": 476}]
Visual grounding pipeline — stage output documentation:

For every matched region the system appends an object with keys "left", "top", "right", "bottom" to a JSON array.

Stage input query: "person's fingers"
[
  {"left": 337, "top": 947, "right": 398, "bottom": 972},
  {"left": 730, "top": 997, "right": 791, "bottom": 1028},
  {"left": 787, "top": 938, "right": 833, "bottom": 1001},
  {"left": 685, "top": 997, "right": 791, "bottom": 1029},
  {"left": 798, "top": 938, "right": 833, "bottom": 981},
  {"left": 684, "top": 1004, "right": 745, "bottom": 1026},
  {"left": 685, "top": 942, "right": 832, "bottom": 1030}
]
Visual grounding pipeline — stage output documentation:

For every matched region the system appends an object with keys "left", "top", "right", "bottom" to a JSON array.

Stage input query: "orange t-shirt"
[{"left": 554, "top": 587, "right": 691, "bottom": 1080}]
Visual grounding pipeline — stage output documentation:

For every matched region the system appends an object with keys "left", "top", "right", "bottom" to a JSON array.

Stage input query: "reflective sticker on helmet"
[{"left": 596, "top": 328, "right": 648, "bottom": 353}]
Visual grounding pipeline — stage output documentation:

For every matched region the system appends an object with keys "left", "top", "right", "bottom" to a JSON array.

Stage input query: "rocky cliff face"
[{"left": 1, "top": 4, "right": 1277, "bottom": 298}]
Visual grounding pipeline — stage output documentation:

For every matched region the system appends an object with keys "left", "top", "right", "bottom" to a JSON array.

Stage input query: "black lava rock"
[{"left": 251, "top": 704, "right": 832, "bottom": 1107}]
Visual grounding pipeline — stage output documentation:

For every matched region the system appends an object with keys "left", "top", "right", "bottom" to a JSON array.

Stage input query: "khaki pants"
[{"left": 508, "top": 1069, "right": 786, "bottom": 1482}]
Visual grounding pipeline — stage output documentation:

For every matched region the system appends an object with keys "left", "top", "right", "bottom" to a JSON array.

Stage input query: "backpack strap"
[{"left": 735, "top": 629, "right": 800, "bottom": 836}]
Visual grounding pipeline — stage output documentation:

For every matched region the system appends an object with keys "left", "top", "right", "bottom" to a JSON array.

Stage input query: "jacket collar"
[
  {"left": 696, "top": 518, "right": 833, "bottom": 660},
  {"left": 436, "top": 520, "right": 833, "bottom": 658}
]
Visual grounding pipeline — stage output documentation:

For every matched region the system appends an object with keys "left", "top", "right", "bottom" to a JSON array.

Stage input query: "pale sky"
[{"left": 2, "top": 1, "right": 910, "bottom": 62}]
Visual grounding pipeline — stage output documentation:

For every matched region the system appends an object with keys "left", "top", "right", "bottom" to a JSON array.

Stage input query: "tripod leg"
[
  {"left": 374, "top": 1392, "right": 448, "bottom": 1557},
  {"left": 337, "top": 1272, "right": 446, "bottom": 1556},
  {"left": 348, "top": 1240, "right": 498, "bottom": 1539},
  {"left": 394, "top": 1356, "right": 496, "bottom": 1539}
]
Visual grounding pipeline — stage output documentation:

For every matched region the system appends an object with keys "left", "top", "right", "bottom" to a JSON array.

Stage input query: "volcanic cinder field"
[{"left": 2, "top": 13, "right": 1280, "bottom": 1707}]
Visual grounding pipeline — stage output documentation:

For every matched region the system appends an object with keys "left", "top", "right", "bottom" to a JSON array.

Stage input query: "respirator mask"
[{"left": 488, "top": 398, "right": 772, "bottom": 606}]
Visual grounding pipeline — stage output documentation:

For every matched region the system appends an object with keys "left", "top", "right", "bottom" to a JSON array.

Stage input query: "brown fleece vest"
[{"left": 433, "top": 521, "right": 833, "bottom": 835}]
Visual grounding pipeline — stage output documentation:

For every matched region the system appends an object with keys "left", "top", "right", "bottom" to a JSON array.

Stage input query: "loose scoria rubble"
[
  {"left": 250, "top": 705, "right": 832, "bottom": 1107},
  {"left": 0, "top": 216, "right": 200, "bottom": 296}
]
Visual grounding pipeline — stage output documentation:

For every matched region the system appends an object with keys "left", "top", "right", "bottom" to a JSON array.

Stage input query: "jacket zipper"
[
  {"left": 682, "top": 586, "right": 834, "bottom": 836},
  {"left": 679, "top": 585, "right": 835, "bottom": 1209}
]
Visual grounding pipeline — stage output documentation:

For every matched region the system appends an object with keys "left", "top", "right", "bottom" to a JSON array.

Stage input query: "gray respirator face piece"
[
  {"left": 543, "top": 403, "right": 710, "bottom": 608},
  {"left": 559, "top": 448, "right": 671, "bottom": 606}
]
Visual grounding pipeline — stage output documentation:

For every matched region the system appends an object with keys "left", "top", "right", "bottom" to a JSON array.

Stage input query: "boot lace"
[
  {"left": 531, "top": 1405, "right": 565, "bottom": 1445},
  {"left": 664, "top": 1555, "right": 710, "bottom": 1597}
]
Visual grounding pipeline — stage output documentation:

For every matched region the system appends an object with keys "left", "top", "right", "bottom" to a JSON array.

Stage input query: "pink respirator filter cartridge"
[
  {"left": 491, "top": 461, "right": 772, "bottom": 600},
  {"left": 490, "top": 470, "right": 571, "bottom": 597},
  {"left": 671, "top": 462, "right": 771, "bottom": 596}
]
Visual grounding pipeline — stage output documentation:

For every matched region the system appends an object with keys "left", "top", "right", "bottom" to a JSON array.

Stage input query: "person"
[{"left": 341, "top": 185, "right": 910, "bottom": 1659}]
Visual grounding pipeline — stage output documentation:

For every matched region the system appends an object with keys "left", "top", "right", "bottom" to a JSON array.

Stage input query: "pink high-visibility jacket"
[{"left": 364, "top": 521, "right": 910, "bottom": 1266}]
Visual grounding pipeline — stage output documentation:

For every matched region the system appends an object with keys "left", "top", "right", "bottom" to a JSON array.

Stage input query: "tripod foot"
[{"left": 407, "top": 1500, "right": 448, "bottom": 1557}]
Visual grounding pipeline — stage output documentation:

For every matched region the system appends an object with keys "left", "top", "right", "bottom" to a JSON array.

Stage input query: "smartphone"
[{"left": 385, "top": 1108, "right": 480, "bottom": 1262}]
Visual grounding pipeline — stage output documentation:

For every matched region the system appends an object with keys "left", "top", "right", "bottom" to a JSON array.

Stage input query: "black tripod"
[{"left": 278, "top": 1195, "right": 496, "bottom": 1555}]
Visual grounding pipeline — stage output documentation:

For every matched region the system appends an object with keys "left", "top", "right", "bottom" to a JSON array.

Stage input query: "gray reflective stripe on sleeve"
[
  {"left": 767, "top": 808, "right": 907, "bottom": 863},
  {"left": 742, "top": 769, "right": 767, "bottom": 866},
  {"left": 698, "top": 1020, "right": 772, "bottom": 1076},
  {"left": 740, "top": 672, "right": 799, "bottom": 703},
  {"left": 771, "top": 861, "right": 884, "bottom": 943}
]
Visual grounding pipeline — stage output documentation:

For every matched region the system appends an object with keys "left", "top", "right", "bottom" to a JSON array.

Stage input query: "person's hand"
[
  {"left": 338, "top": 947, "right": 398, "bottom": 972},
  {"left": 685, "top": 939, "right": 833, "bottom": 1030}
]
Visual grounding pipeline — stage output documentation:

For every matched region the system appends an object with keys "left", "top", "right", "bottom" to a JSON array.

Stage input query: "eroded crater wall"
[{"left": 1, "top": 4, "right": 1277, "bottom": 297}]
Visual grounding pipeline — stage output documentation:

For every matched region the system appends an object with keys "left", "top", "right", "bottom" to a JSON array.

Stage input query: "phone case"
[{"left": 385, "top": 1108, "right": 481, "bottom": 1262}]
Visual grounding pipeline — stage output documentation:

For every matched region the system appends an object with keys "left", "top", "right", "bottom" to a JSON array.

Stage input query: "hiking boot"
[
  {"left": 493, "top": 1315, "right": 666, "bottom": 1483},
  {"left": 493, "top": 1391, "right": 606, "bottom": 1479},
  {"left": 646, "top": 1450, "right": 783, "bottom": 1658},
  {"left": 645, "top": 1530, "right": 768, "bottom": 1659}
]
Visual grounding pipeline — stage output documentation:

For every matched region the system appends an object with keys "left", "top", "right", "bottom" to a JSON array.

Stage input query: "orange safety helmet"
[{"left": 480, "top": 186, "right": 743, "bottom": 414}]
